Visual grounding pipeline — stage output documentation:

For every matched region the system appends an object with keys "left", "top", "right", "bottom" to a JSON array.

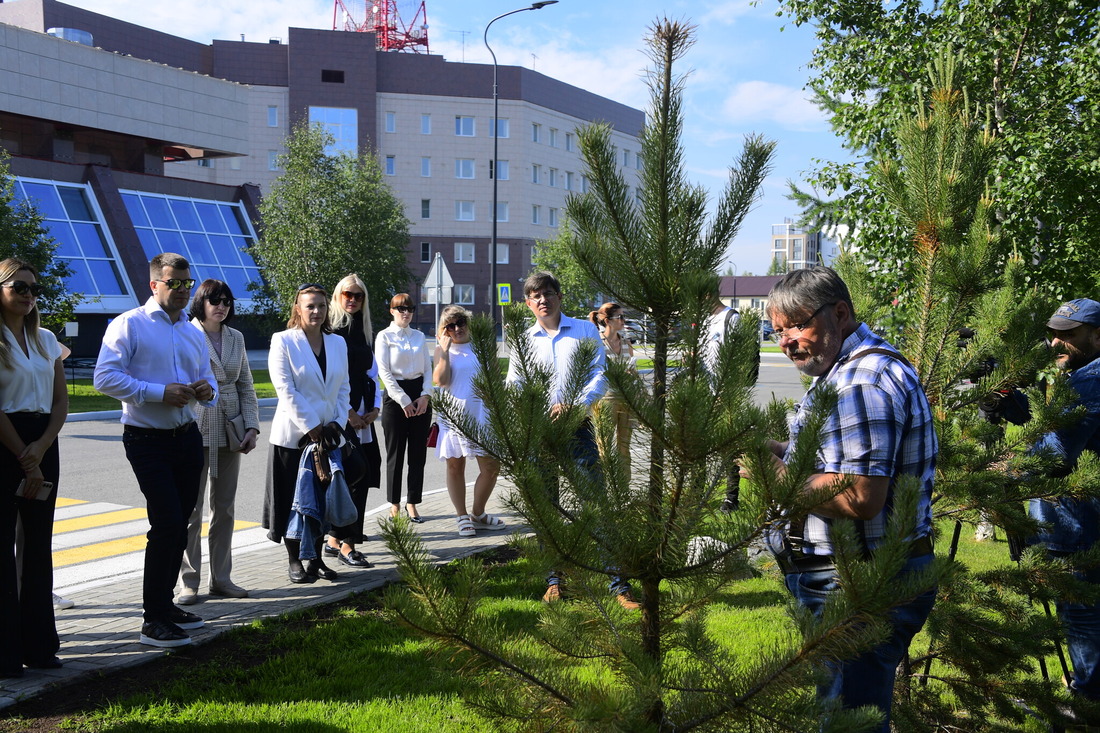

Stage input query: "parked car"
[{"left": 760, "top": 319, "right": 774, "bottom": 341}]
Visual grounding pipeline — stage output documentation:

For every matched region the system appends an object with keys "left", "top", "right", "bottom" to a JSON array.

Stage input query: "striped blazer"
[{"left": 191, "top": 319, "right": 261, "bottom": 476}]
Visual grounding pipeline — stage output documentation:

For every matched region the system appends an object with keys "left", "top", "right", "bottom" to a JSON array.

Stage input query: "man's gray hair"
[{"left": 767, "top": 267, "right": 854, "bottom": 321}]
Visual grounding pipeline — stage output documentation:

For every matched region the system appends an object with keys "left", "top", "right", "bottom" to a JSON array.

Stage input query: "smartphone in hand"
[{"left": 16, "top": 479, "right": 53, "bottom": 501}]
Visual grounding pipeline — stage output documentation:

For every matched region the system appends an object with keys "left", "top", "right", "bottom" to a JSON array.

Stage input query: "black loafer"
[
  {"left": 167, "top": 606, "right": 204, "bottom": 630},
  {"left": 306, "top": 562, "right": 338, "bottom": 581},
  {"left": 288, "top": 566, "right": 316, "bottom": 584},
  {"left": 139, "top": 620, "right": 191, "bottom": 648},
  {"left": 338, "top": 550, "right": 373, "bottom": 568},
  {"left": 25, "top": 656, "right": 63, "bottom": 670},
  {"left": 322, "top": 545, "right": 339, "bottom": 557}
]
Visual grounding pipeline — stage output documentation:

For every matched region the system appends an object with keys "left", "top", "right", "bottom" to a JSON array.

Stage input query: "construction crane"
[{"left": 332, "top": 0, "right": 430, "bottom": 53}]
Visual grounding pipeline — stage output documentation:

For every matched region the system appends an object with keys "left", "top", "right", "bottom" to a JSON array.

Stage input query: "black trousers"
[
  {"left": 332, "top": 423, "right": 381, "bottom": 544},
  {"left": 381, "top": 378, "right": 432, "bottom": 506},
  {"left": 122, "top": 423, "right": 203, "bottom": 623},
  {"left": 0, "top": 412, "right": 60, "bottom": 670}
]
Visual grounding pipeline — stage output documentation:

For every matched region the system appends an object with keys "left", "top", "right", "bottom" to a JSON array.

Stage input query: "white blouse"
[
  {"left": 0, "top": 325, "right": 62, "bottom": 414},
  {"left": 375, "top": 323, "right": 432, "bottom": 408}
]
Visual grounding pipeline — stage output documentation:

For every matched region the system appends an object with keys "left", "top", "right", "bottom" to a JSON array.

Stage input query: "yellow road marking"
[
  {"left": 52, "top": 520, "right": 260, "bottom": 567},
  {"left": 55, "top": 497, "right": 86, "bottom": 507},
  {"left": 53, "top": 508, "right": 148, "bottom": 534}
]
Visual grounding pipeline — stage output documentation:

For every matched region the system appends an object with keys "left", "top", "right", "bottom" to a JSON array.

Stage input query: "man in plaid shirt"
[{"left": 761, "top": 267, "right": 937, "bottom": 731}]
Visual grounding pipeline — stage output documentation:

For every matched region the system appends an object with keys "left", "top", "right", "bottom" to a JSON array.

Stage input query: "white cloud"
[
  {"left": 720, "top": 81, "right": 825, "bottom": 132},
  {"left": 700, "top": 0, "right": 764, "bottom": 25}
]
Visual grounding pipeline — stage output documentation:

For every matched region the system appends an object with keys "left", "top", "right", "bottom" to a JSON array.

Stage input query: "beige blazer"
[
  {"left": 268, "top": 329, "right": 350, "bottom": 449},
  {"left": 191, "top": 320, "right": 260, "bottom": 476}
]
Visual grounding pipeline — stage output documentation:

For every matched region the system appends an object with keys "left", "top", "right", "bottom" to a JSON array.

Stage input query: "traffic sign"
[{"left": 497, "top": 283, "right": 511, "bottom": 305}]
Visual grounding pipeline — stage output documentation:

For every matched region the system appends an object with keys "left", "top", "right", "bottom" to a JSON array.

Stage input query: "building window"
[
  {"left": 490, "top": 118, "right": 509, "bottom": 138},
  {"left": 548, "top": 168, "right": 558, "bottom": 187},
  {"left": 421, "top": 199, "right": 431, "bottom": 219},
  {"left": 549, "top": 128, "right": 559, "bottom": 148},
  {"left": 268, "top": 151, "right": 280, "bottom": 171},
  {"left": 490, "top": 160, "right": 509, "bottom": 180},
  {"left": 229, "top": 158, "right": 241, "bottom": 171},
  {"left": 385, "top": 156, "right": 396, "bottom": 175},
  {"left": 623, "top": 149, "right": 631, "bottom": 167},
  {"left": 532, "top": 164, "right": 541, "bottom": 184},
  {"left": 565, "top": 171, "right": 574, "bottom": 191},
  {"left": 532, "top": 205, "right": 541, "bottom": 224},
  {"left": 773, "top": 239, "right": 784, "bottom": 250},
  {"left": 549, "top": 207, "right": 558, "bottom": 227},
  {"left": 532, "top": 123, "right": 541, "bottom": 142},
  {"left": 321, "top": 69, "right": 345, "bottom": 83},
  {"left": 455, "top": 159, "right": 475, "bottom": 179},
  {"left": 420, "top": 242, "right": 432, "bottom": 263},
  {"left": 455, "top": 284, "right": 474, "bottom": 305},
  {"left": 455, "top": 116, "right": 475, "bottom": 136},
  {"left": 308, "top": 106, "right": 358, "bottom": 155},
  {"left": 496, "top": 243, "right": 509, "bottom": 264},
  {"left": 565, "top": 132, "right": 574, "bottom": 152},
  {"left": 196, "top": 159, "right": 213, "bottom": 168},
  {"left": 267, "top": 106, "right": 279, "bottom": 127},
  {"left": 792, "top": 238, "right": 803, "bottom": 259},
  {"left": 455, "top": 201, "right": 475, "bottom": 221},
  {"left": 581, "top": 176, "right": 590, "bottom": 193},
  {"left": 385, "top": 111, "right": 396, "bottom": 133},
  {"left": 421, "top": 114, "right": 431, "bottom": 134},
  {"left": 495, "top": 202, "right": 509, "bottom": 222},
  {"left": 421, "top": 157, "right": 431, "bottom": 177},
  {"left": 454, "top": 242, "right": 475, "bottom": 263}
]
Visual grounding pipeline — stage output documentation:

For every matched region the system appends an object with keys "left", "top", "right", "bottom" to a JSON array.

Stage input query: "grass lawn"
[{"left": 66, "top": 370, "right": 276, "bottom": 414}]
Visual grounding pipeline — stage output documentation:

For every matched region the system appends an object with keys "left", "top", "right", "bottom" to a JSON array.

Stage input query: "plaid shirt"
[{"left": 784, "top": 323, "right": 937, "bottom": 556}]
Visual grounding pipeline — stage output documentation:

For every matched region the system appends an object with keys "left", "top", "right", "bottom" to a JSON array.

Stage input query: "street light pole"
[{"left": 484, "top": 1, "right": 558, "bottom": 332}]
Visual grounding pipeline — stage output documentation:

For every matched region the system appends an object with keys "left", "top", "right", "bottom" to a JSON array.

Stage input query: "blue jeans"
[
  {"left": 1054, "top": 563, "right": 1100, "bottom": 700},
  {"left": 784, "top": 553, "right": 936, "bottom": 732}
]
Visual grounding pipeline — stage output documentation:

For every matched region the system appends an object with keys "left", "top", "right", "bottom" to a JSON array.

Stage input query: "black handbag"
[{"left": 339, "top": 424, "right": 368, "bottom": 487}]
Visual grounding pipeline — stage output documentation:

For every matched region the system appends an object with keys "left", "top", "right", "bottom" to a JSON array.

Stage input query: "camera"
[{"left": 978, "top": 388, "right": 1031, "bottom": 425}]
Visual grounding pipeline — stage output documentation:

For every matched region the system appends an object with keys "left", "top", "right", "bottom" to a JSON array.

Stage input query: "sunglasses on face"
[
  {"left": 393, "top": 305, "right": 415, "bottom": 314},
  {"left": 155, "top": 278, "right": 196, "bottom": 291},
  {"left": 207, "top": 297, "right": 233, "bottom": 307},
  {"left": 342, "top": 291, "right": 365, "bottom": 302},
  {"left": 2, "top": 280, "right": 43, "bottom": 297},
  {"left": 607, "top": 314, "right": 625, "bottom": 321},
  {"left": 444, "top": 319, "right": 468, "bottom": 332}
]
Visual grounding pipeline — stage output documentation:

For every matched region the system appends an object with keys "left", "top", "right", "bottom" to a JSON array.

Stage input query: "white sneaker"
[
  {"left": 176, "top": 587, "right": 199, "bottom": 606},
  {"left": 52, "top": 593, "right": 75, "bottom": 611}
]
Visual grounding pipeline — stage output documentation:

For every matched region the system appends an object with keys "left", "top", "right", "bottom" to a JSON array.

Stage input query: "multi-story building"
[
  {"left": 770, "top": 219, "right": 823, "bottom": 272},
  {"left": 0, "top": 0, "right": 644, "bottom": 343}
]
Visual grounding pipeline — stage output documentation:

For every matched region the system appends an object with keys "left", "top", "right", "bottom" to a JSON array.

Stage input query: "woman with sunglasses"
[
  {"left": 0, "top": 258, "right": 66, "bottom": 676},
  {"left": 589, "top": 302, "right": 636, "bottom": 467},
  {"left": 376, "top": 294, "right": 432, "bottom": 522},
  {"left": 322, "top": 274, "right": 382, "bottom": 567},
  {"left": 176, "top": 280, "right": 260, "bottom": 605},
  {"left": 433, "top": 307, "right": 503, "bottom": 537},
  {"left": 264, "top": 284, "right": 350, "bottom": 583}
]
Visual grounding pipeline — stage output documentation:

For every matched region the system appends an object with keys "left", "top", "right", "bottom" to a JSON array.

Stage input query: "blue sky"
[{"left": 71, "top": 0, "right": 850, "bottom": 274}]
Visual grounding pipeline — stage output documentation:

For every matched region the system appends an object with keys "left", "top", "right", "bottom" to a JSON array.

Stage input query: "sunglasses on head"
[
  {"left": 444, "top": 318, "right": 468, "bottom": 331},
  {"left": 2, "top": 280, "right": 43, "bottom": 297},
  {"left": 297, "top": 283, "right": 325, "bottom": 292},
  {"left": 342, "top": 291, "right": 365, "bottom": 302},
  {"left": 207, "top": 297, "right": 233, "bottom": 307},
  {"left": 155, "top": 278, "right": 195, "bottom": 291}
]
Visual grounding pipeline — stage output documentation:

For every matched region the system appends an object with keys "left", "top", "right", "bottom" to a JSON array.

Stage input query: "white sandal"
[
  {"left": 471, "top": 512, "right": 506, "bottom": 531},
  {"left": 456, "top": 515, "right": 476, "bottom": 537}
]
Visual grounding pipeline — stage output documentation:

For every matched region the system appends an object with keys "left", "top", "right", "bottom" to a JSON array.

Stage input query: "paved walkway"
[{"left": 0, "top": 483, "right": 520, "bottom": 710}]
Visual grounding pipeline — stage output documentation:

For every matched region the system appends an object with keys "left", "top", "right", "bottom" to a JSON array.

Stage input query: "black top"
[{"left": 335, "top": 311, "right": 376, "bottom": 411}]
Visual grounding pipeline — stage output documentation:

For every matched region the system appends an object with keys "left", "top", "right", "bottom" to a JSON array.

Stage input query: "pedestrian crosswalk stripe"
[
  {"left": 53, "top": 535, "right": 148, "bottom": 567},
  {"left": 53, "top": 507, "right": 148, "bottom": 534},
  {"left": 55, "top": 497, "right": 87, "bottom": 508}
]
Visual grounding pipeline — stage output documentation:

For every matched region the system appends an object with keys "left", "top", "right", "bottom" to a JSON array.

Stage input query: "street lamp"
[{"left": 484, "top": 0, "right": 558, "bottom": 331}]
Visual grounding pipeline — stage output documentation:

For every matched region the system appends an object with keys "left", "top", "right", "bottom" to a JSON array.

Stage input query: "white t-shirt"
[{"left": 0, "top": 325, "right": 62, "bottom": 413}]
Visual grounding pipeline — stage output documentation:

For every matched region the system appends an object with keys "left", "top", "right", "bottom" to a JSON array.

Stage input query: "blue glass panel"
[
  {"left": 122, "top": 193, "right": 150, "bottom": 227},
  {"left": 219, "top": 204, "right": 247, "bottom": 235},
  {"left": 169, "top": 199, "right": 202, "bottom": 231},
  {"left": 47, "top": 222, "right": 82, "bottom": 257},
  {"left": 191, "top": 266, "right": 221, "bottom": 286},
  {"left": 194, "top": 202, "right": 228, "bottom": 234},
  {"left": 72, "top": 222, "right": 110, "bottom": 257},
  {"left": 237, "top": 244, "right": 258, "bottom": 268},
  {"left": 11, "top": 181, "right": 27, "bottom": 204},
  {"left": 135, "top": 229, "right": 161, "bottom": 260},
  {"left": 244, "top": 268, "right": 263, "bottom": 287},
  {"left": 222, "top": 268, "right": 251, "bottom": 294},
  {"left": 184, "top": 232, "right": 216, "bottom": 264},
  {"left": 156, "top": 230, "right": 185, "bottom": 257},
  {"left": 208, "top": 235, "right": 238, "bottom": 266},
  {"left": 86, "top": 259, "right": 125, "bottom": 295},
  {"left": 142, "top": 196, "right": 176, "bottom": 229},
  {"left": 58, "top": 187, "right": 93, "bottom": 221},
  {"left": 61, "top": 258, "right": 92, "bottom": 294},
  {"left": 20, "top": 183, "right": 66, "bottom": 219}
]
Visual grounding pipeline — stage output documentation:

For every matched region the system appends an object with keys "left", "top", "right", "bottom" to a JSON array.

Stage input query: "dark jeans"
[
  {"left": 783, "top": 553, "right": 936, "bottom": 732},
  {"left": 1052, "top": 558, "right": 1100, "bottom": 700},
  {"left": 381, "top": 379, "right": 431, "bottom": 505},
  {"left": 123, "top": 424, "right": 204, "bottom": 622},
  {"left": 1, "top": 412, "right": 60, "bottom": 670},
  {"left": 332, "top": 424, "right": 382, "bottom": 544}
]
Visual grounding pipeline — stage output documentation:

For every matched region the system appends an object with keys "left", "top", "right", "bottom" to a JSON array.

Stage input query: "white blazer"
[{"left": 268, "top": 329, "right": 351, "bottom": 449}]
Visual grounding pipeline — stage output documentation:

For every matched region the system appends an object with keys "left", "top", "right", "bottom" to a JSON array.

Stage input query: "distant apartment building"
[
  {"left": 0, "top": 0, "right": 644, "bottom": 346},
  {"left": 771, "top": 219, "right": 825, "bottom": 271}
]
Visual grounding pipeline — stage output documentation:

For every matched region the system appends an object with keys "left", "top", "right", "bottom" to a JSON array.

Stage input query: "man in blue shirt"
[
  {"left": 94, "top": 253, "right": 217, "bottom": 648},
  {"left": 1029, "top": 298, "right": 1100, "bottom": 701},
  {"left": 760, "top": 267, "right": 937, "bottom": 731}
]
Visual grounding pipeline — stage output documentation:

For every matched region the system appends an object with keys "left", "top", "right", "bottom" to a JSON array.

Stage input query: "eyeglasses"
[
  {"left": 2, "top": 280, "right": 43, "bottom": 297},
  {"left": 526, "top": 290, "right": 559, "bottom": 302},
  {"left": 207, "top": 297, "right": 233, "bottom": 307},
  {"left": 769, "top": 302, "right": 835, "bottom": 343},
  {"left": 393, "top": 305, "right": 415, "bottom": 313},
  {"left": 342, "top": 291, "right": 365, "bottom": 302},
  {"left": 155, "top": 278, "right": 196, "bottom": 291},
  {"left": 444, "top": 318, "right": 468, "bottom": 332}
]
